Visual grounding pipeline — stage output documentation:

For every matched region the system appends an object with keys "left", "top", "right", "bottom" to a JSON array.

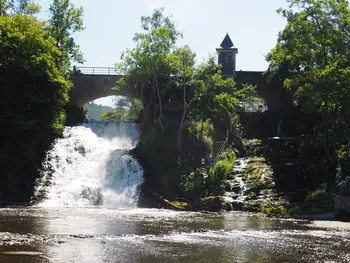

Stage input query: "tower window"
[{"left": 227, "top": 55, "right": 233, "bottom": 62}]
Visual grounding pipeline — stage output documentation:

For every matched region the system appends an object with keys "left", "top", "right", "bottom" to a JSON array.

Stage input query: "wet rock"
[
  {"left": 223, "top": 180, "right": 241, "bottom": 193},
  {"left": 74, "top": 144, "right": 86, "bottom": 156},
  {"left": 192, "top": 196, "right": 226, "bottom": 212},
  {"left": 231, "top": 200, "right": 245, "bottom": 210}
]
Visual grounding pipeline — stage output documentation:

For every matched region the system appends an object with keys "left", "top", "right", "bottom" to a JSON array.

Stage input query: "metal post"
[{"left": 93, "top": 67, "right": 94, "bottom": 75}]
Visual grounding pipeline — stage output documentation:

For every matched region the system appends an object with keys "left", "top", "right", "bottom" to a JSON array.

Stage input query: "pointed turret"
[
  {"left": 220, "top": 33, "right": 234, "bottom": 49},
  {"left": 216, "top": 33, "right": 238, "bottom": 77}
]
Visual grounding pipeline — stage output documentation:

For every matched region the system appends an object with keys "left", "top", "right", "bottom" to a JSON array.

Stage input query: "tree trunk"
[
  {"left": 177, "top": 83, "right": 187, "bottom": 152},
  {"left": 155, "top": 77, "right": 164, "bottom": 131},
  {"left": 140, "top": 86, "right": 147, "bottom": 120}
]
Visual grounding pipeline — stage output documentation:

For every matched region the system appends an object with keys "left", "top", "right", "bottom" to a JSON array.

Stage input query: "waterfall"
[
  {"left": 276, "top": 119, "right": 282, "bottom": 137},
  {"left": 34, "top": 120, "right": 144, "bottom": 208}
]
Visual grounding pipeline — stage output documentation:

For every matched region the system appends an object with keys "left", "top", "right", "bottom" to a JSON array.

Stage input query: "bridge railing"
[
  {"left": 212, "top": 131, "right": 229, "bottom": 166},
  {"left": 72, "top": 66, "right": 118, "bottom": 75}
]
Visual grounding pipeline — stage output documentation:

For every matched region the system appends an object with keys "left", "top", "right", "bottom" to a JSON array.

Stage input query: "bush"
[
  {"left": 260, "top": 200, "right": 287, "bottom": 217},
  {"left": 188, "top": 120, "right": 214, "bottom": 153},
  {"left": 179, "top": 149, "right": 237, "bottom": 200},
  {"left": 337, "top": 142, "right": 350, "bottom": 182},
  {"left": 304, "top": 186, "right": 329, "bottom": 202},
  {"left": 214, "top": 148, "right": 236, "bottom": 179},
  {"left": 288, "top": 186, "right": 333, "bottom": 215},
  {"left": 179, "top": 168, "right": 208, "bottom": 199}
]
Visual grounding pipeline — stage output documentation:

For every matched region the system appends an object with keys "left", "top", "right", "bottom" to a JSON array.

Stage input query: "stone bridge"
[
  {"left": 69, "top": 66, "right": 285, "bottom": 113},
  {"left": 69, "top": 67, "right": 138, "bottom": 108}
]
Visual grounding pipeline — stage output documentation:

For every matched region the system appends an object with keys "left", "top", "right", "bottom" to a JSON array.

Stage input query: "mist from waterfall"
[{"left": 34, "top": 120, "right": 143, "bottom": 208}]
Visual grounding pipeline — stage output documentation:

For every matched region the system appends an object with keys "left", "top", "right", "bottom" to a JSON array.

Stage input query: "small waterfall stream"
[
  {"left": 34, "top": 120, "right": 144, "bottom": 208},
  {"left": 276, "top": 119, "right": 282, "bottom": 137},
  {"left": 223, "top": 159, "right": 249, "bottom": 204}
]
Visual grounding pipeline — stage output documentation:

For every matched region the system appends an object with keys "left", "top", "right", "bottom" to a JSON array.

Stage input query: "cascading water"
[
  {"left": 276, "top": 119, "right": 282, "bottom": 137},
  {"left": 34, "top": 120, "right": 144, "bottom": 208}
]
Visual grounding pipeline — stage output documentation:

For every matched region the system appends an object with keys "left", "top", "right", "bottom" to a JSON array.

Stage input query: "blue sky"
[{"left": 38, "top": 0, "right": 288, "bottom": 106}]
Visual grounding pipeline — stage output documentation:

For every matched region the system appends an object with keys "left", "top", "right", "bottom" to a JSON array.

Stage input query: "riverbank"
[{"left": 161, "top": 153, "right": 343, "bottom": 221}]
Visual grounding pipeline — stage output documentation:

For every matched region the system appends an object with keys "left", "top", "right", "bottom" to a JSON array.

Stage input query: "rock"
[
  {"left": 192, "top": 196, "right": 226, "bottom": 212},
  {"left": 223, "top": 179, "right": 242, "bottom": 193},
  {"left": 231, "top": 200, "right": 245, "bottom": 210}
]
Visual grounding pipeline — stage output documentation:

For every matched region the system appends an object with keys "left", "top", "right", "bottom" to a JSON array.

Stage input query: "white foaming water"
[{"left": 35, "top": 120, "right": 143, "bottom": 208}]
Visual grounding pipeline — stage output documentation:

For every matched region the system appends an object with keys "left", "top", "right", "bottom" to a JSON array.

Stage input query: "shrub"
[
  {"left": 213, "top": 148, "right": 236, "bottom": 179},
  {"left": 188, "top": 120, "right": 214, "bottom": 153},
  {"left": 260, "top": 200, "right": 287, "bottom": 217},
  {"left": 179, "top": 149, "right": 237, "bottom": 199},
  {"left": 179, "top": 168, "right": 208, "bottom": 199},
  {"left": 337, "top": 142, "right": 350, "bottom": 182}
]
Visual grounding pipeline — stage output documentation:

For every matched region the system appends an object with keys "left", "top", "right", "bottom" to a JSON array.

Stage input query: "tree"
[
  {"left": 0, "top": 14, "right": 71, "bottom": 200},
  {"left": 0, "top": 0, "right": 14, "bottom": 15},
  {"left": 115, "top": 8, "right": 182, "bottom": 131},
  {"left": 16, "top": 0, "right": 39, "bottom": 14},
  {"left": 172, "top": 46, "right": 196, "bottom": 151},
  {"left": 99, "top": 98, "right": 142, "bottom": 121},
  {"left": 266, "top": 0, "right": 350, "bottom": 186},
  {"left": 0, "top": 0, "right": 40, "bottom": 16},
  {"left": 47, "top": 0, "right": 85, "bottom": 67},
  {"left": 188, "top": 56, "right": 255, "bottom": 149}
]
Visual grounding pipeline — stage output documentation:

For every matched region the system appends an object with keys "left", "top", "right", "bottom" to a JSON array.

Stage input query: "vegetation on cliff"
[
  {"left": 0, "top": 0, "right": 84, "bottom": 203},
  {"left": 117, "top": 8, "right": 254, "bottom": 202}
]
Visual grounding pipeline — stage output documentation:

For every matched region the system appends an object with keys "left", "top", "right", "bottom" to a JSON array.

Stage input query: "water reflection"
[{"left": 0, "top": 208, "right": 349, "bottom": 263}]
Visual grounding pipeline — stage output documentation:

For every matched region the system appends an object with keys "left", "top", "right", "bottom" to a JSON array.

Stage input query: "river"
[
  {"left": 0, "top": 207, "right": 349, "bottom": 262},
  {"left": 1, "top": 121, "right": 349, "bottom": 262}
]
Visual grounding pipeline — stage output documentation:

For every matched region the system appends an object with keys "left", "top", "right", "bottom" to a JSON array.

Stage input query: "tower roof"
[{"left": 220, "top": 33, "right": 234, "bottom": 48}]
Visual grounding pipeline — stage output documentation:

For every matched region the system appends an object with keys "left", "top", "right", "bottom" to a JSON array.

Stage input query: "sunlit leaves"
[
  {"left": 0, "top": 0, "right": 40, "bottom": 16},
  {"left": 47, "top": 0, "right": 85, "bottom": 66},
  {"left": 0, "top": 15, "right": 71, "bottom": 135},
  {"left": 267, "top": 0, "right": 350, "bottom": 183}
]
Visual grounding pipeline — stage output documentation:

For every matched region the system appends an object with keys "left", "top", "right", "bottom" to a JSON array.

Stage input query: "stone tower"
[{"left": 216, "top": 33, "right": 238, "bottom": 77}]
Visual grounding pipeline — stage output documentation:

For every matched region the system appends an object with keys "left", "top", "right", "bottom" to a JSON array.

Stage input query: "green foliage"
[
  {"left": 0, "top": 15, "right": 71, "bottom": 136},
  {"left": 84, "top": 102, "right": 114, "bottom": 120},
  {"left": 337, "top": 142, "right": 350, "bottom": 181},
  {"left": 179, "top": 149, "right": 236, "bottom": 199},
  {"left": 266, "top": 0, "right": 350, "bottom": 186},
  {"left": 179, "top": 168, "right": 208, "bottom": 198},
  {"left": 0, "top": 14, "right": 71, "bottom": 201},
  {"left": 48, "top": 0, "right": 85, "bottom": 66},
  {"left": 0, "top": 0, "right": 40, "bottom": 15},
  {"left": 288, "top": 186, "right": 333, "bottom": 215},
  {"left": 115, "top": 8, "right": 183, "bottom": 129},
  {"left": 99, "top": 98, "right": 142, "bottom": 121},
  {"left": 304, "top": 186, "right": 329, "bottom": 202},
  {"left": 211, "top": 148, "right": 237, "bottom": 181},
  {"left": 188, "top": 120, "right": 214, "bottom": 152},
  {"left": 188, "top": 56, "right": 252, "bottom": 149},
  {"left": 260, "top": 200, "right": 287, "bottom": 217}
]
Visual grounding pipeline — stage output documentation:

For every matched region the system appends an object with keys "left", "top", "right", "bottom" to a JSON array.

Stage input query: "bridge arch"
[{"left": 69, "top": 67, "right": 138, "bottom": 108}]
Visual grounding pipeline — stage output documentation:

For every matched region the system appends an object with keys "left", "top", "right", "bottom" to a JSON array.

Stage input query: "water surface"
[{"left": 0, "top": 207, "right": 349, "bottom": 263}]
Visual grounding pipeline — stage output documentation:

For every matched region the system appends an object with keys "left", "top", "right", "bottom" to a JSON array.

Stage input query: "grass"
[{"left": 260, "top": 200, "right": 287, "bottom": 217}]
